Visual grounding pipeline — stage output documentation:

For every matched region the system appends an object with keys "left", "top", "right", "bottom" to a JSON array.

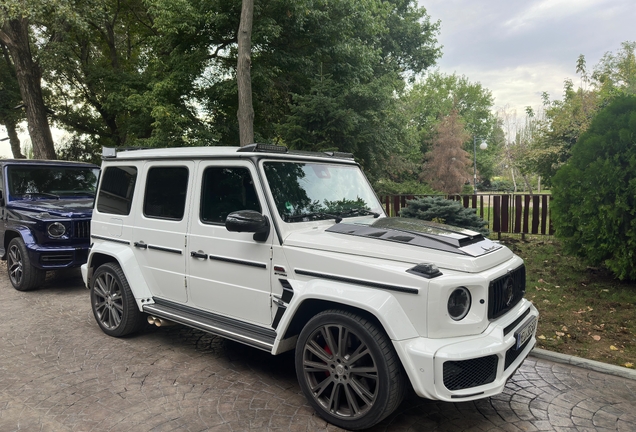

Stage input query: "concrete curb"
[{"left": 530, "top": 348, "right": 636, "bottom": 381}]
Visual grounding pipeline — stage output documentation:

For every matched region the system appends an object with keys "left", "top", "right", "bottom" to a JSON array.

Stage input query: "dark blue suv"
[{"left": 0, "top": 159, "right": 99, "bottom": 291}]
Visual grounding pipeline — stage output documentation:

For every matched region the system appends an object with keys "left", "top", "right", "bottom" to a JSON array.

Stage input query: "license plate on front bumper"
[{"left": 515, "top": 316, "right": 537, "bottom": 350}]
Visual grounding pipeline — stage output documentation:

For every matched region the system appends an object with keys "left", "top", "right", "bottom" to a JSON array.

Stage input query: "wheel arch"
[
  {"left": 2, "top": 228, "right": 33, "bottom": 259},
  {"left": 274, "top": 279, "right": 420, "bottom": 351},
  {"left": 87, "top": 246, "right": 153, "bottom": 306}
]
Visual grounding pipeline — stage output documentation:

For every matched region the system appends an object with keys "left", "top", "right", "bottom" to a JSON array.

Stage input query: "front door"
[
  {"left": 132, "top": 161, "right": 194, "bottom": 303},
  {"left": 187, "top": 161, "right": 273, "bottom": 326}
]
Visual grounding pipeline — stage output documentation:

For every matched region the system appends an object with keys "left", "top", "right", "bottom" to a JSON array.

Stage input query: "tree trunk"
[
  {"left": 0, "top": 18, "right": 56, "bottom": 159},
  {"left": 236, "top": 0, "right": 254, "bottom": 147},
  {"left": 4, "top": 120, "right": 25, "bottom": 159}
]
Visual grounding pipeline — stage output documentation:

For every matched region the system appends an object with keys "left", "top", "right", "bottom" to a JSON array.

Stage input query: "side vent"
[{"left": 272, "top": 279, "right": 294, "bottom": 329}]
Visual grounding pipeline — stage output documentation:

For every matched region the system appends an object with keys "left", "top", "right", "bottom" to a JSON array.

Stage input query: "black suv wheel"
[{"left": 7, "top": 237, "right": 46, "bottom": 291}]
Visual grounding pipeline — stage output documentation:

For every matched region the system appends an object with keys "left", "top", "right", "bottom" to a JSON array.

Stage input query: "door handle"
[
  {"left": 134, "top": 241, "right": 148, "bottom": 249},
  {"left": 190, "top": 250, "right": 208, "bottom": 259}
]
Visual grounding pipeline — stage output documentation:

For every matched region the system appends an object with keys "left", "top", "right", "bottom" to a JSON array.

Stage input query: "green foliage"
[
  {"left": 373, "top": 179, "right": 437, "bottom": 195},
  {"left": 401, "top": 71, "right": 499, "bottom": 183},
  {"left": 400, "top": 196, "right": 489, "bottom": 236},
  {"left": 552, "top": 95, "right": 636, "bottom": 280}
]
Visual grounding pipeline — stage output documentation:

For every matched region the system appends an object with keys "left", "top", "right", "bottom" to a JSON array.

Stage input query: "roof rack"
[
  {"left": 236, "top": 143, "right": 354, "bottom": 160},
  {"left": 102, "top": 146, "right": 149, "bottom": 158}
]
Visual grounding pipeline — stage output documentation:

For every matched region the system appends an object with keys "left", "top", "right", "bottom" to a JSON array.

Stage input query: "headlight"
[
  {"left": 47, "top": 222, "right": 66, "bottom": 238},
  {"left": 448, "top": 287, "right": 471, "bottom": 321}
]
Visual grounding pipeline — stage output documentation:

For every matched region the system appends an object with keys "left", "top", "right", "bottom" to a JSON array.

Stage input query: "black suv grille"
[
  {"left": 443, "top": 355, "right": 498, "bottom": 391},
  {"left": 73, "top": 220, "right": 90, "bottom": 238},
  {"left": 488, "top": 265, "right": 526, "bottom": 320}
]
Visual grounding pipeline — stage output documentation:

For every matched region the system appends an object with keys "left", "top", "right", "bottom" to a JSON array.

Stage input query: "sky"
[{"left": 419, "top": 0, "right": 636, "bottom": 114}]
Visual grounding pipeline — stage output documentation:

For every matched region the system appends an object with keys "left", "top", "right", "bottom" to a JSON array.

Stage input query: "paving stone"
[{"left": 1, "top": 270, "right": 636, "bottom": 431}]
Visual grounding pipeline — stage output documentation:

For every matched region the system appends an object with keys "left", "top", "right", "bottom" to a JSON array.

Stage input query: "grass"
[{"left": 499, "top": 236, "right": 636, "bottom": 369}]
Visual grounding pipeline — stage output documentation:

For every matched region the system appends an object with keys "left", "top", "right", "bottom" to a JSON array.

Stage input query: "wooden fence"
[{"left": 379, "top": 194, "right": 554, "bottom": 237}]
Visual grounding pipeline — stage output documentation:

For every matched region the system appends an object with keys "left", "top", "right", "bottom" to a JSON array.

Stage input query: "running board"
[{"left": 143, "top": 298, "right": 277, "bottom": 352}]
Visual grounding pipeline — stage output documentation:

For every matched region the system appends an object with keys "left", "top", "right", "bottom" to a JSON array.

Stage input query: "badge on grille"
[{"left": 504, "top": 277, "right": 515, "bottom": 306}]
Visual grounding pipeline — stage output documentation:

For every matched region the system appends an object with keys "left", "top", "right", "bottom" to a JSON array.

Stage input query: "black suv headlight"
[
  {"left": 47, "top": 222, "right": 67, "bottom": 238},
  {"left": 448, "top": 287, "right": 471, "bottom": 321}
]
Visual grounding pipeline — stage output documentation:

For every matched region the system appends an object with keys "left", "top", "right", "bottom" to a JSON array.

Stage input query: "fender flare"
[
  {"left": 274, "top": 277, "right": 420, "bottom": 346},
  {"left": 88, "top": 242, "right": 153, "bottom": 307}
]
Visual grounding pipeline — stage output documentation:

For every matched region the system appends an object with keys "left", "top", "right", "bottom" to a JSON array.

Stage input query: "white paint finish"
[
  {"left": 186, "top": 160, "right": 273, "bottom": 326},
  {"left": 131, "top": 161, "right": 195, "bottom": 303}
]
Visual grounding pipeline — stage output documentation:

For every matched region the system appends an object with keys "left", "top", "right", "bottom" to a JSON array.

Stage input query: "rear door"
[{"left": 131, "top": 161, "right": 194, "bottom": 303}]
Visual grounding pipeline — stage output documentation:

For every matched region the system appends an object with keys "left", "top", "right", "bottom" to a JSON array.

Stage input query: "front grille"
[
  {"left": 505, "top": 338, "right": 531, "bottom": 370},
  {"left": 73, "top": 220, "right": 91, "bottom": 238},
  {"left": 443, "top": 355, "right": 498, "bottom": 391},
  {"left": 488, "top": 265, "right": 526, "bottom": 319}
]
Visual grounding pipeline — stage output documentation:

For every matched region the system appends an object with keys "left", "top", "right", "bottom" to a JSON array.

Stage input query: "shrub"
[
  {"left": 400, "top": 196, "right": 489, "bottom": 236},
  {"left": 552, "top": 95, "right": 636, "bottom": 280}
]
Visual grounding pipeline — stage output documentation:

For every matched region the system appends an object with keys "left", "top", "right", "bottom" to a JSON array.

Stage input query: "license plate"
[{"left": 515, "top": 316, "right": 537, "bottom": 350}]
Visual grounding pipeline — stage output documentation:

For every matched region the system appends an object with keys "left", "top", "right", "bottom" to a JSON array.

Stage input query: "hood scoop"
[{"left": 326, "top": 217, "right": 502, "bottom": 257}]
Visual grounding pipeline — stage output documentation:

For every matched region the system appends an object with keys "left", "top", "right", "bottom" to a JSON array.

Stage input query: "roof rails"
[
  {"left": 237, "top": 143, "right": 354, "bottom": 160},
  {"left": 102, "top": 146, "right": 148, "bottom": 158}
]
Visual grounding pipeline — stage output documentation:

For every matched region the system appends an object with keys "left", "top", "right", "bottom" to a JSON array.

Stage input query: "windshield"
[
  {"left": 263, "top": 161, "right": 382, "bottom": 223},
  {"left": 7, "top": 165, "right": 99, "bottom": 199}
]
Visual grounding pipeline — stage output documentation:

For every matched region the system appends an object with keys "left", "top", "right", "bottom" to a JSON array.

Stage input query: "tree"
[
  {"left": 419, "top": 110, "right": 471, "bottom": 194},
  {"left": 0, "top": 41, "right": 25, "bottom": 158},
  {"left": 552, "top": 95, "right": 636, "bottom": 280},
  {"left": 401, "top": 71, "right": 498, "bottom": 184},
  {"left": 236, "top": 0, "right": 254, "bottom": 146},
  {"left": 0, "top": 14, "right": 56, "bottom": 159},
  {"left": 400, "top": 196, "right": 489, "bottom": 236}
]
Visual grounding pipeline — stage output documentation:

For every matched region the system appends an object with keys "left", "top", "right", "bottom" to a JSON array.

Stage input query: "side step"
[{"left": 143, "top": 297, "right": 277, "bottom": 352}]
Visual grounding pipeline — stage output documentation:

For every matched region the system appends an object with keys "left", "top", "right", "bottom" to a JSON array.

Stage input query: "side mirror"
[{"left": 225, "top": 210, "right": 270, "bottom": 242}]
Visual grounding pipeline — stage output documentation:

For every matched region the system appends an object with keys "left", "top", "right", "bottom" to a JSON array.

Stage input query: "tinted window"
[
  {"left": 201, "top": 167, "right": 261, "bottom": 224},
  {"left": 143, "top": 167, "right": 189, "bottom": 220},
  {"left": 96, "top": 166, "right": 137, "bottom": 215}
]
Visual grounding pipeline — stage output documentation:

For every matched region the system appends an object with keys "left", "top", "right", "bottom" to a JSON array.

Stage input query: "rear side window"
[
  {"left": 97, "top": 166, "right": 137, "bottom": 215},
  {"left": 143, "top": 166, "right": 189, "bottom": 220},
  {"left": 200, "top": 167, "right": 261, "bottom": 224}
]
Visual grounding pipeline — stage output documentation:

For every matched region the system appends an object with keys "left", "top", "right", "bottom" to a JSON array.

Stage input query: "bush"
[
  {"left": 552, "top": 95, "right": 636, "bottom": 280},
  {"left": 400, "top": 196, "right": 489, "bottom": 236},
  {"left": 373, "top": 179, "right": 437, "bottom": 195}
]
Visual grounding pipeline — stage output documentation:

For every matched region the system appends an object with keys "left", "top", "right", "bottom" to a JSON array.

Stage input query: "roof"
[
  {"left": 102, "top": 144, "right": 357, "bottom": 164},
  {"left": 0, "top": 159, "right": 99, "bottom": 168}
]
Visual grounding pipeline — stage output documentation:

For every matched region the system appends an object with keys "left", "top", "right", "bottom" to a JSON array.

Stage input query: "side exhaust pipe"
[{"left": 147, "top": 315, "right": 177, "bottom": 327}]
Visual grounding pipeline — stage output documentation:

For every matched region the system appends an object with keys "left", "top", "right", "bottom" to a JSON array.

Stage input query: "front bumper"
[
  {"left": 394, "top": 301, "right": 539, "bottom": 401},
  {"left": 26, "top": 244, "right": 90, "bottom": 270}
]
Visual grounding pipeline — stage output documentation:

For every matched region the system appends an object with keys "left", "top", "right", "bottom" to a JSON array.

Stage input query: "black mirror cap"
[{"left": 225, "top": 210, "right": 270, "bottom": 242}]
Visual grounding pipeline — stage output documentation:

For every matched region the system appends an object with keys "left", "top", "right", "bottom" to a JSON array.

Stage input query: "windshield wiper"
[
  {"left": 64, "top": 191, "right": 96, "bottom": 197},
  {"left": 286, "top": 212, "right": 343, "bottom": 223},
  {"left": 337, "top": 208, "right": 381, "bottom": 219}
]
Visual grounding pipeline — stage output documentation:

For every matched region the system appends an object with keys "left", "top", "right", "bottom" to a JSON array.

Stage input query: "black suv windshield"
[
  {"left": 263, "top": 161, "right": 382, "bottom": 223},
  {"left": 7, "top": 165, "right": 99, "bottom": 199}
]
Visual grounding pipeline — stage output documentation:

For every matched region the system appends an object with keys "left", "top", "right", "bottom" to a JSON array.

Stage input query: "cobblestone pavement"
[{"left": 1, "top": 270, "right": 635, "bottom": 432}]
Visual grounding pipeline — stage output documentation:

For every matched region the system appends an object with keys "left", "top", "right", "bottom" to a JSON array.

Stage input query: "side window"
[
  {"left": 96, "top": 166, "right": 137, "bottom": 215},
  {"left": 143, "top": 166, "right": 189, "bottom": 220},
  {"left": 200, "top": 167, "right": 261, "bottom": 224}
]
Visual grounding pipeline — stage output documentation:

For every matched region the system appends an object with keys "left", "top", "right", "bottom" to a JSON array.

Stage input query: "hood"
[
  {"left": 283, "top": 217, "right": 512, "bottom": 273},
  {"left": 7, "top": 198, "right": 94, "bottom": 218}
]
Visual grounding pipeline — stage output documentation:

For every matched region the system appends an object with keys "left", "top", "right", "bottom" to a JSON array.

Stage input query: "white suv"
[{"left": 83, "top": 144, "right": 538, "bottom": 430}]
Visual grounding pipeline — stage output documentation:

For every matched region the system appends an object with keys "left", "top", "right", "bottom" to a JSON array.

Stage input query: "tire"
[
  {"left": 6, "top": 237, "right": 46, "bottom": 291},
  {"left": 295, "top": 309, "right": 405, "bottom": 430},
  {"left": 90, "top": 262, "right": 145, "bottom": 337}
]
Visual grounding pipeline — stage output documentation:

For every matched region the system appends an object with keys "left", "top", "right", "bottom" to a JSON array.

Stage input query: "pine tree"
[
  {"left": 400, "top": 196, "right": 489, "bottom": 236},
  {"left": 419, "top": 110, "right": 471, "bottom": 194}
]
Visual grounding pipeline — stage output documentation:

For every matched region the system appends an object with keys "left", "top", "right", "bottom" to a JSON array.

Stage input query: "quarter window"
[
  {"left": 143, "top": 167, "right": 189, "bottom": 220},
  {"left": 200, "top": 167, "right": 261, "bottom": 224},
  {"left": 96, "top": 166, "right": 137, "bottom": 215}
]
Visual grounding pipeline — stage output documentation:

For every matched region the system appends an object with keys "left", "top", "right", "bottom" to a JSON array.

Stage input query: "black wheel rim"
[
  {"left": 93, "top": 271, "right": 124, "bottom": 329},
  {"left": 8, "top": 244, "right": 23, "bottom": 286},
  {"left": 302, "top": 323, "right": 379, "bottom": 419}
]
